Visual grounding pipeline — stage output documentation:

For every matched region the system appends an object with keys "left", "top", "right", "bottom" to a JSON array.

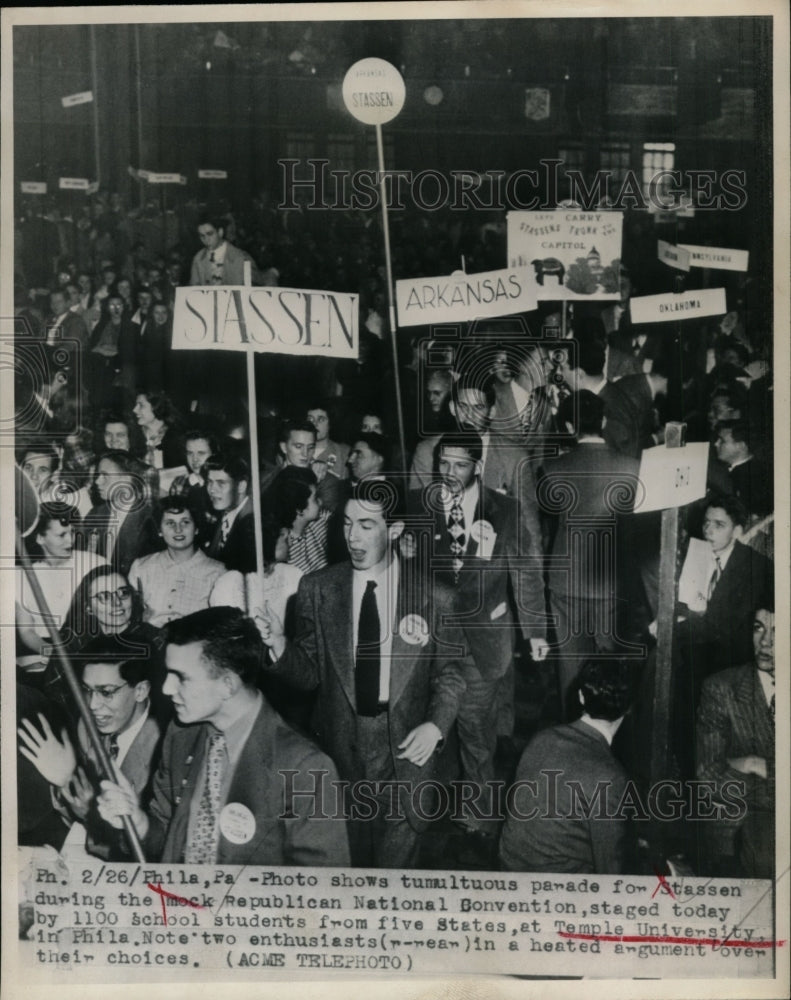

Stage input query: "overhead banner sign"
[
  {"left": 20, "top": 181, "right": 47, "bottom": 194},
  {"left": 630, "top": 287, "right": 727, "bottom": 325},
  {"left": 173, "top": 286, "right": 359, "bottom": 359},
  {"left": 147, "top": 172, "right": 183, "bottom": 184},
  {"left": 61, "top": 90, "right": 93, "bottom": 107},
  {"left": 507, "top": 210, "right": 623, "bottom": 300},
  {"left": 58, "top": 177, "right": 89, "bottom": 190},
  {"left": 677, "top": 244, "right": 749, "bottom": 272},
  {"left": 395, "top": 267, "right": 538, "bottom": 327},
  {"left": 198, "top": 169, "right": 228, "bottom": 180},
  {"left": 657, "top": 240, "right": 691, "bottom": 272}
]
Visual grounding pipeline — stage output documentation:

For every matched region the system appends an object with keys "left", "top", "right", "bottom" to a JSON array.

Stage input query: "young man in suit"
[
  {"left": 258, "top": 478, "right": 468, "bottom": 868},
  {"left": 538, "top": 391, "right": 641, "bottom": 718},
  {"left": 96, "top": 607, "right": 349, "bottom": 867},
  {"left": 18, "top": 634, "right": 163, "bottom": 860},
  {"left": 499, "top": 657, "right": 633, "bottom": 873},
  {"left": 189, "top": 217, "right": 262, "bottom": 286},
  {"left": 409, "top": 431, "right": 549, "bottom": 852},
  {"left": 696, "top": 604, "right": 775, "bottom": 877},
  {"left": 202, "top": 454, "right": 257, "bottom": 573}
]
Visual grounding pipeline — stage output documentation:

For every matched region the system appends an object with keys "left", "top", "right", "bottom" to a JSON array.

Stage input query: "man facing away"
[{"left": 97, "top": 606, "right": 350, "bottom": 866}]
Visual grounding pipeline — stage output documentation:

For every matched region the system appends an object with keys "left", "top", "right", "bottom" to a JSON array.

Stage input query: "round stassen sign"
[{"left": 342, "top": 58, "right": 405, "bottom": 126}]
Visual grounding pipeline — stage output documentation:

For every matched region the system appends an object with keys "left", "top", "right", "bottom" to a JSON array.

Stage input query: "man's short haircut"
[
  {"left": 278, "top": 418, "right": 317, "bottom": 443},
  {"left": 451, "top": 373, "right": 496, "bottom": 411},
  {"left": 34, "top": 501, "right": 79, "bottom": 537},
  {"left": 77, "top": 633, "right": 153, "bottom": 688},
  {"left": 437, "top": 430, "right": 483, "bottom": 465},
  {"left": 703, "top": 492, "right": 749, "bottom": 529},
  {"left": 165, "top": 607, "right": 262, "bottom": 687},
  {"left": 709, "top": 380, "right": 748, "bottom": 412},
  {"left": 97, "top": 449, "right": 141, "bottom": 475},
  {"left": 557, "top": 390, "right": 605, "bottom": 438},
  {"left": 353, "top": 432, "right": 391, "bottom": 469},
  {"left": 715, "top": 334, "right": 750, "bottom": 369},
  {"left": 349, "top": 477, "right": 406, "bottom": 524},
  {"left": 19, "top": 441, "right": 59, "bottom": 472},
  {"left": 184, "top": 428, "right": 220, "bottom": 453},
  {"left": 203, "top": 453, "right": 250, "bottom": 485},
  {"left": 578, "top": 658, "right": 633, "bottom": 721},
  {"left": 198, "top": 216, "right": 227, "bottom": 235},
  {"left": 715, "top": 418, "right": 752, "bottom": 452},
  {"left": 426, "top": 369, "right": 453, "bottom": 390}
]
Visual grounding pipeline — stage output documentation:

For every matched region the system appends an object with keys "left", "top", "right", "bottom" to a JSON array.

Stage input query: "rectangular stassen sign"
[
  {"left": 395, "top": 267, "right": 538, "bottom": 327},
  {"left": 172, "top": 286, "right": 359, "bottom": 359}
]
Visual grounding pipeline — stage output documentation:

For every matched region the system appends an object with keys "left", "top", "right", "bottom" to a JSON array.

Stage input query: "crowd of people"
[{"left": 14, "top": 194, "right": 775, "bottom": 878}]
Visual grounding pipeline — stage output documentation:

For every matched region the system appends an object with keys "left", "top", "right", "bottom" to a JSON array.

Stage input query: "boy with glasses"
[{"left": 17, "top": 635, "right": 163, "bottom": 860}]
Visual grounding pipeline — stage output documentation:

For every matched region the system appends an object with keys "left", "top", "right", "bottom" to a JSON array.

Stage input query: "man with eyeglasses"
[{"left": 17, "top": 634, "right": 163, "bottom": 861}]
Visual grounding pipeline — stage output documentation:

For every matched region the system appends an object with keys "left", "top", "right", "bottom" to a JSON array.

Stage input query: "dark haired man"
[
  {"left": 258, "top": 479, "right": 467, "bottom": 868},
  {"left": 18, "top": 634, "right": 163, "bottom": 860},
  {"left": 713, "top": 419, "right": 772, "bottom": 518},
  {"left": 347, "top": 432, "right": 391, "bottom": 484},
  {"left": 202, "top": 454, "right": 256, "bottom": 573},
  {"left": 189, "top": 218, "right": 262, "bottom": 286},
  {"left": 697, "top": 604, "right": 775, "bottom": 877},
  {"left": 410, "top": 432, "right": 548, "bottom": 850},
  {"left": 96, "top": 607, "right": 349, "bottom": 866},
  {"left": 499, "top": 658, "right": 633, "bottom": 874}
]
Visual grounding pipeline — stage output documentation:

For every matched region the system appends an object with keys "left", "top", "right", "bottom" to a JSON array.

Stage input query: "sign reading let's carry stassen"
[
  {"left": 507, "top": 210, "right": 624, "bottom": 300},
  {"left": 172, "top": 286, "right": 359, "bottom": 359}
]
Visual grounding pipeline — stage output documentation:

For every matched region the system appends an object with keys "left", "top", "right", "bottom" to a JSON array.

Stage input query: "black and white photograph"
[{"left": 1, "top": 2, "right": 789, "bottom": 997}]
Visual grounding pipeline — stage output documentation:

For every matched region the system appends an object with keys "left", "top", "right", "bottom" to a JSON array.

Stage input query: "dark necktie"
[
  {"left": 105, "top": 733, "right": 119, "bottom": 761},
  {"left": 355, "top": 581, "right": 381, "bottom": 716},
  {"left": 707, "top": 556, "right": 722, "bottom": 601}
]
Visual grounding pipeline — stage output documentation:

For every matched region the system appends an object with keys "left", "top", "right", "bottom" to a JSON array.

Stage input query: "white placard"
[
  {"left": 198, "top": 169, "right": 228, "bottom": 179},
  {"left": 173, "top": 286, "right": 359, "bottom": 359},
  {"left": 58, "top": 177, "right": 89, "bottom": 190},
  {"left": 396, "top": 267, "right": 538, "bottom": 327},
  {"left": 678, "top": 537, "right": 715, "bottom": 611},
  {"left": 657, "top": 240, "right": 691, "bottom": 272},
  {"left": 630, "top": 287, "right": 727, "bottom": 324},
  {"left": 507, "top": 210, "right": 623, "bottom": 300},
  {"left": 342, "top": 57, "right": 405, "bottom": 125},
  {"left": 634, "top": 442, "right": 709, "bottom": 513},
  {"left": 20, "top": 181, "right": 47, "bottom": 194},
  {"left": 147, "top": 172, "right": 183, "bottom": 184},
  {"left": 677, "top": 244, "right": 750, "bottom": 272},
  {"left": 61, "top": 90, "right": 93, "bottom": 107}
]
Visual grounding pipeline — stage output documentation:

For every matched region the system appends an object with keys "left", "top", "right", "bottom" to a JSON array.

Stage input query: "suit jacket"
[
  {"left": 409, "top": 483, "right": 546, "bottom": 677},
  {"left": 691, "top": 541, "right": 774, "bottom": 668},
  {"left": 204, "top": 497, "right": 257, "bottom": 573},
  {"left": 144, "top": 697, "right": 350, "bottom": 866},
  {"left": 598, "top": 380, "right": 640, "bottom": 458},
  {"left": 499, "top": 719, "right": 629, "bottom": 873},
  {"left": 77, "top": 713, "right": 163, "bottom": 860},
  {"left": 697, "top": 663, "right": 774, "bottom": 871},
  {"left": 82, "top": 501, "right": 160, "bottom": 578},
  {"left": 728, "top": 458, "right": 773, "bottom": 519},
  {"left": 539, "top": 441, "right": 641, "bottom": 601},
  {"left": 189, "top": 241, "right": 262, "bottom": 286},
  {"left": 613, "top": 373, "right": 659, "bottom": 453},
  {"left": 266, "top": 560, "right": 467, "bottom": 830}
]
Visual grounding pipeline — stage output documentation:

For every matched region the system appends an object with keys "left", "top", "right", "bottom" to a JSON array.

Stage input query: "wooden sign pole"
[
  {"left": 243, "top": 259, "right": 265, "bottom": 614},
  {"left": 375, "top": 121, "right": 407, "bottom": 471}
]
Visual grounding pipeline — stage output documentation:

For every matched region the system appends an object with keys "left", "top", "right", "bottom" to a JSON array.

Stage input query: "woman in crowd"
[
  {"left": 82, "top": 450, "right": 159, "bottom": 576},
  {"left": 128, "top": 498, "right": 228, "bottom": 627},
  {"left": 132, "top": 390, "right": 184, "bottom": 470},
  {"left": 41, "top": 564, "right": 165, "bottom": 722}
]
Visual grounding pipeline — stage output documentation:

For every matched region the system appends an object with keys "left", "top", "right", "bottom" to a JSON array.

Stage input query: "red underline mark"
[
  {"left": 651, "top": 867, "right": 676, "bottom": 899},
  {"left": 147, "top": 882, "right": 205, "bottom": 926},
  {"left": 558, "top": 931, "right": 785, "bottom": 949}
]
